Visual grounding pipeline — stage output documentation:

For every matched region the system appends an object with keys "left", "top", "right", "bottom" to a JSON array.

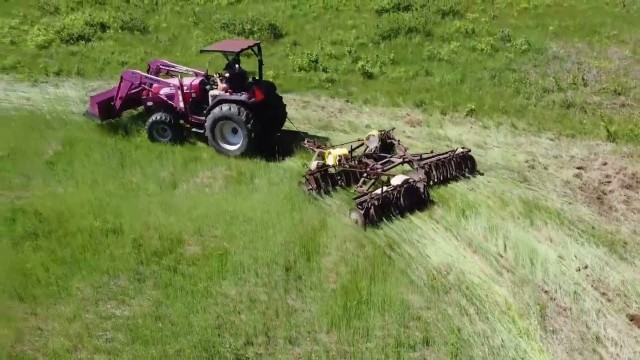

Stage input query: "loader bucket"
[
  {"left": 85, "top": 84, "right": 143, "bottom": 121},
  {"left": 85, "top": 87, "right": 117, "bottom": 121}
]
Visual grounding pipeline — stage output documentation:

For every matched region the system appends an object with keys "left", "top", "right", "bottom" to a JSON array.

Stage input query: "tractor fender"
[
  {"left": 204, "top": 96, "right": 258, "bottom": 132},
  {"left": 204, "top": 95, "right": 256, "bottom": 117},
  {"left": 252, "top": 79, "right": 278, "bottom": 94}
]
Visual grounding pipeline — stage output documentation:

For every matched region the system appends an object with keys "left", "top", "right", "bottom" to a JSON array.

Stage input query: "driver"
[
  {"left": 224, "top": 60, "right": 240, "bottom": 74},
  {"left": 225, "top": 55, "right": 243, "bottom": 73},
  {"left": 222, "top": 57, "right": 248, "bottom": 92},
  {"left": 208, "top": 72, "right": 230, "bottom": 104}
]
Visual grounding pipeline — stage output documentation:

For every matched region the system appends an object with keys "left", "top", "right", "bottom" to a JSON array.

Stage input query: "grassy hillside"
[
  {"left": 1, "top": 0, "right": 639, "bottom": 143},
  {"left": 1, "top": 0, "right": 640, "bottom": 359}
]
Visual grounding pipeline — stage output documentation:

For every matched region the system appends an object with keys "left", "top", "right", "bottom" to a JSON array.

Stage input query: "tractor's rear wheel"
[
  {"left": 205, "top": 103, "right": 254, "bottom": 156},
  {"left": 146, "top": 112, "right": 184, "bottom": 144},
  {"left": 268, "top": 93, "right": 288, "bottom": 135},
  {"left": 255, "top": 92, "right": 288, "bottom": 140}
]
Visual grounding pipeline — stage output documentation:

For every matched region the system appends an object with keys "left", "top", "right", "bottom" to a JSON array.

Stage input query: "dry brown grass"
[{"left": 528, "top": 41, "right": 639, "bottom": 118}]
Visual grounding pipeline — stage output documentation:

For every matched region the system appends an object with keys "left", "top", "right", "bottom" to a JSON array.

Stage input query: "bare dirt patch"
[
  {"left": 536, "top": 283, "right": 600, "bottom": 360},
  {"left": 572, "top": 154, "right": 640, "bottom": 229},
  {"left": 627, "top": 314, "right": 640, "bottom": 330}
]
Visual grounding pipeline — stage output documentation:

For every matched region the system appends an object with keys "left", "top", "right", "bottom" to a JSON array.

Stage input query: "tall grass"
[
  {"left": 0, "top": 107, "right": 427, "bottom": 358},
  {"left": 1, "top": 80, "right": 640, "bottom": 358}
]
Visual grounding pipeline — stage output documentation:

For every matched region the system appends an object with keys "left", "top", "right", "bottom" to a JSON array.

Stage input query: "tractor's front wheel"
[
  {"left": 146, "top": 112, "right": 184, "bottom": 144},
  {"left": 205, "top": 103, "right": 254, "bottom": 156}
]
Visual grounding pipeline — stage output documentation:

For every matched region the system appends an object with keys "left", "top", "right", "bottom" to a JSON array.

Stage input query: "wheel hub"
[
  {"left": 214, "top": 120, "right": 244, "bottom": 151},
  {"left": 153, "top": 124, "right": 172, "bottom": 141}
]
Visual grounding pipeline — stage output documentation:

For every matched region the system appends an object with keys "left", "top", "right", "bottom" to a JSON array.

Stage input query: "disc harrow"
[
  {"left": 350, "top": 176, "right": 431, "bottom": 227},
  {"left": 300, "top": 128, "right": 408, "bottom": 195},
  {"left": 301, "top": 162, "right": 365, "bottom": 195},
  {"left": 300, "top": 129, "right": 481, "bottom": 228}
]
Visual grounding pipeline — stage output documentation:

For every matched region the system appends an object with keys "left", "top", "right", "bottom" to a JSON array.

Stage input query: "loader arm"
[
  {"left": 146, "top": 60, "right": 206, "bottom": 78},
  {"left": 86, "top": 70, "right": 189, "bottom": 122},
  {"left": 115, "top": 70, "right": 187, "bottom": 112}
]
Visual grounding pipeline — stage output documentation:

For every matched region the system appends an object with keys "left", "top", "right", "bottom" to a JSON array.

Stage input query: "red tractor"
[{"left": 85, "top": 39, "right": 288, "bottom": 156}]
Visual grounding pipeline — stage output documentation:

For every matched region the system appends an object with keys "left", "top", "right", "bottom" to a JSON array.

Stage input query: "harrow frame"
[{"left": 300, "top": 129, "right": 479, "bottom": 228}]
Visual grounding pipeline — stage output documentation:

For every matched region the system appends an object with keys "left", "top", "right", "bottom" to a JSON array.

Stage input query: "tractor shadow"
[
  {"left": 190, "top": 128, "right": 329, "bottom": 162},
  {"left": 250, "top": 129, "right": 330, "bottom": 162},
  {"left": 96, "top": 111, "right": 149, "bottom": 138},
  {"left": 96, "top": 112, "right": 329, "bottom": 162}
]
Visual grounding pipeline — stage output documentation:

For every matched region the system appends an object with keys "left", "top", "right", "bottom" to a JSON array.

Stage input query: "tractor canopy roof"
[
  {"left": 200, "top": 38, "right": 265, "bottom": 80},
  {"left": 200, "top": 39, "right": 261, "bottom": 54}
]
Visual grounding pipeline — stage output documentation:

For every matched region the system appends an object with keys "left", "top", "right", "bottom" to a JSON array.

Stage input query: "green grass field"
[{"left": 1, "top": 0, "right": 640, "bottom": 359}]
